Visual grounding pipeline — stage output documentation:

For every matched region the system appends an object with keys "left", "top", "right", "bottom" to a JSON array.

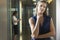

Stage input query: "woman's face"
[{"left": 37, "top": 2, "right": 47, "bottom": 16}]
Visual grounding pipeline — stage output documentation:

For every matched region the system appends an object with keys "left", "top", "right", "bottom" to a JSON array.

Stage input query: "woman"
[
  {"left": 12, "top": 11, "right": 20, "bottom": 40},
  {"left": 29, "top": 1, "right": 55, "bottom": 40}
]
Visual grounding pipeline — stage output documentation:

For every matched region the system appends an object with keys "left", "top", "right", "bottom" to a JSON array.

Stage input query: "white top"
[{"left": 13, "top": 16, "right": 18, "bottom": 25}]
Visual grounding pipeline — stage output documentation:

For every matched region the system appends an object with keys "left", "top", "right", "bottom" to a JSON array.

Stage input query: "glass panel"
[{"left": 7, "top": 0, "right": 20, "bottom": 40}]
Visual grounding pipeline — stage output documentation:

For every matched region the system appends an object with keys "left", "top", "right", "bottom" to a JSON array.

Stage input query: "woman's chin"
[
  {"left": 37, "top": 14, "right": 43, "bottom": 16},
  {"left": 37, "top": 12, "right": 44, "bottom": 16}
]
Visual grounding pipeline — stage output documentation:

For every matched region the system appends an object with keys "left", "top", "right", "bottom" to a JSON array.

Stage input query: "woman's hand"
[
  {"left": 18, "top": 19, "right": 20, "bottom": 21},
  {"left": 37, "top": 15, "right": 43, "bottom": 24}
]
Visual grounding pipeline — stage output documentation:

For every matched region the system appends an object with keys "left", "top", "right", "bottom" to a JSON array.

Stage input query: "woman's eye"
[
  {"left": 40, "top": 5, "right": 46, "bottom": 8},
  {"left": 44, "top": 6, "right": 46, "bottom": 8},
  {"left": 40, "top": 5, "right": 42, "bottom": 7}
]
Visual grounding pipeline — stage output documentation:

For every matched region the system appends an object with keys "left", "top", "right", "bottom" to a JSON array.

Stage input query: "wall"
[
  {"left": 0, "top": 0, "right": 8, "bottom": 40},
  {"left": 56, "top": 0, "right": 60, "bottom": 40}
]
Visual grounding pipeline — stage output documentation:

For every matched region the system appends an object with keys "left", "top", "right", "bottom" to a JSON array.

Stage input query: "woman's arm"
[
  {"left": 37, "top": 18, "right": 55, "bottom": 38},
  {"left": 29, "top": 17, "right": 40, "bottom": 38},
  {"left": 14, "top": 19, "right": 19, "bottom": 22}
]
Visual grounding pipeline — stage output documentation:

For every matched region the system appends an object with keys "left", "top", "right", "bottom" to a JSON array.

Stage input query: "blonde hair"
[{"left": 36, "top": 0, "right": 48, "bottom": 15}]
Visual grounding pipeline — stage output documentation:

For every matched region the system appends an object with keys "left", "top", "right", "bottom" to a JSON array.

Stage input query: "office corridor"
[{"left": 0, "top": 0, "right": 58, "bottom": 40}]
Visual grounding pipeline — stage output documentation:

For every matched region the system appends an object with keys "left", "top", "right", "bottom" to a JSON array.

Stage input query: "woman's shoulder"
[
  {"left": 29, "top": 16, "right": 36, "bottom": 19},
  {"left": 12, "top": 16, "right": 15, "bottom": 17},
  {"left": 12, "top": 15, "right": 17, "bottom": 19},
  {"left": 29, "top": 16, "right": 36, "bottom": 22}
]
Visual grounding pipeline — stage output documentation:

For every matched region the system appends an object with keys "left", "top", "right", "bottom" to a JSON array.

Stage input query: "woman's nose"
[{"left": 40, "top": 7, "right": 44, "bottom": 10}]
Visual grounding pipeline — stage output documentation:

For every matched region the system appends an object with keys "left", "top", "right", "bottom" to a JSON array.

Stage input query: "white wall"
[{"left": 56, "top": 0, "right": 60, "bottom": 40}]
